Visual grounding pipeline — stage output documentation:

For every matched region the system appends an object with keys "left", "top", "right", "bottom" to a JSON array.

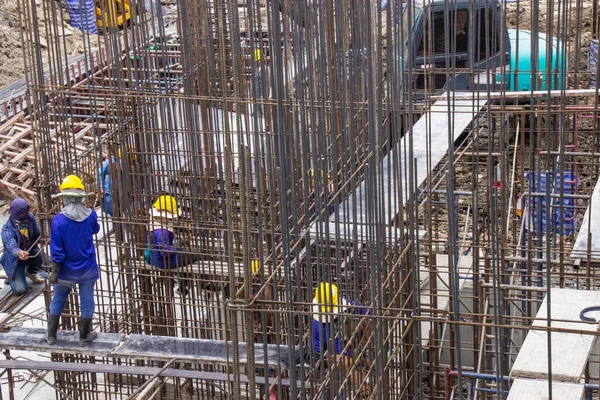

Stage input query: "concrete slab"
[
  {"left": 419, "top": 254, "right": 474, "bottom": 347},
  {"left": 510, "top": 288, "right": 600, "bottom": 382},
  {"left": 312, "top": 95, "right": 486, "bottom": 243},
  {"left": 571, "top": 175, "right": 600, "bottom": 261},
  {"left": 507, "top": 378, "right": 585, "bottom": 400}
]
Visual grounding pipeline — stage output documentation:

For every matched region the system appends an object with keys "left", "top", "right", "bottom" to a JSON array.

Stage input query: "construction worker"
[
  {"left": 65, "top": 0, "right": 98, "bottom": 34},
  {"left": 251, "top": 259, "right": 274, "bottom": 339},
  {"left": 46, "top": 175, "right": 101, "bottom": 347},
  {"left": 0, "top": 198, "right": 44, "bottom": 296},
  {"left": 99, "top": 145, "right": 138, "bottom": 218},
  {"left": 251, "top": 259, "right": 277, "bottom": 400},
  {"left": 312, "top": 282, "right": 370, "bottom": 395},
  {"left": 145, "top": 195, "right": 201, "bottom": 296},
  {"left": 251, "top": 48, "right": 271, "bottom": 118},
  {"left": 99, "top": 157, "right": 113, "bottom": 217}
]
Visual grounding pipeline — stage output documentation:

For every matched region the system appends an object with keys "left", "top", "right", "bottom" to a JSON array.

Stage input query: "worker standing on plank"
[
  {"left": 312, "top": 282, "right": 371, "bottom": 395},
  {"left": 145, "top": 195, "right": 202, "bottom": 296},
  {"left": 0, "top": 198, "right": 44, "bottom": 296},
  {"left": 65, "top": 0, "right": 98, "bottom": 34},
  {"left": 46, "top": 175, "right": 101, "bottom": 347}
]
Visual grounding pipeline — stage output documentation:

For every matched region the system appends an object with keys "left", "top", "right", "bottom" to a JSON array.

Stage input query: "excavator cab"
[
  {"left": 401, "top": 0, "right": 565, "bottom": 95},
  {"left": 96, "top": 0, "right": 131, "bottom": 30},
  {"left": 410, "top": 1, "right": 505, "bottom": 93}
]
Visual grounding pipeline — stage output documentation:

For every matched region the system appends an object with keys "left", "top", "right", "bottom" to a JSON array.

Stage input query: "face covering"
[{"left": 61, "top": 194, "right": 92, "bottom": 222}]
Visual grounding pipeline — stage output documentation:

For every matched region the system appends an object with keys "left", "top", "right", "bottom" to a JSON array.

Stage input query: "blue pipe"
[{"left": 450, "top": 369, "right": 600, "bottom": 399}]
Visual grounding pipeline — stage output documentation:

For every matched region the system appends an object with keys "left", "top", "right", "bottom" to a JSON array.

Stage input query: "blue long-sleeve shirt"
[
  {"left": 312, "top": 297, "right": 368, "bottom": 355},
  {"left": 0, "top": 213, "right": 40, "bottom": 281},
  {"left": 50, "top": 211, "right": 100, "bottom": 284},
  {"left": 99, "top": 159, "right": 111, "bottom": 196},
  {"left": 149, "top": 228, "right": 179, "bottom": 269}
]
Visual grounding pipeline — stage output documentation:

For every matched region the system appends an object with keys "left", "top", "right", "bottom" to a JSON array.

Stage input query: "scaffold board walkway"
[
  {"left": 0, "top": 282, "right": 44, "bottom": 328},
  {"left": 507, "top": 378, "right": 585, "bottom": 400},
  {"left": 510, "top": 288, "right": 600, "bottom": 384},
  {"left": 0, "top": 327, "right": 287, "bottom": 368},
  {"left": 311, "top": 94, "right": 487, "bottom": 242}
]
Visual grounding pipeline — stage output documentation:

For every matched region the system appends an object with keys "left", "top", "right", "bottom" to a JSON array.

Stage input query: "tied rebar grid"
[{"left": 9, "top": 0, "right": 600, "bottom": 398}]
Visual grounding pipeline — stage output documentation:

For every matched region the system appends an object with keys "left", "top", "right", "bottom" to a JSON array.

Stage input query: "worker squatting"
[{"left": 1, "top": 175, "right": 370, "bottom": 391}]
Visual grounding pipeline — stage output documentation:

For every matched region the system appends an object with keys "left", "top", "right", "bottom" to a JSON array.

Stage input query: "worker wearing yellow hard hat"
[
  {"left": 310, "top": 282, "right": 370, "bottom": 395},
  {"left": 145, "top": 195, "right": 201, "bottom": 296},
  {"left": 47, "top": 174, "right": 101, "bottom": 347},
  {"left": 150, "top": 195, "right": 182, "bottom": 219}
]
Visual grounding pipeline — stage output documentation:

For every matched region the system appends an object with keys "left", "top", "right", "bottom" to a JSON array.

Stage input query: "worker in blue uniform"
[
  {"left": 0, "top": 198, "right": 44, "bottom": 296},
  {"left": 99, "top": 158, "right": 113, "bottom": 217},
  {"left": 312, "top": 282, "right": 370, "bottom": 395},
  {"left": 145, "top": 195, "right": 205, "bottom": 296},
  {"left": 46, "top": 175, "right": 101, "bottom": 347}
]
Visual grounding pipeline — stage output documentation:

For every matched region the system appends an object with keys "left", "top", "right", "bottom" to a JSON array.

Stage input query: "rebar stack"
[{"left": 3, "top": 0, "right": 600, "bottom": 398}]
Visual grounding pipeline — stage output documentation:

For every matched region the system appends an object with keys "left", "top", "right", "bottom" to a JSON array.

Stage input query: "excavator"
[{"left": 95, "top": 0, "right": 131, "bottom": 30}]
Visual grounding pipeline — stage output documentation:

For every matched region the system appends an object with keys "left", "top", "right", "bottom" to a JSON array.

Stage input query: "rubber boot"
[
  {"left": 46, "top": 314, "right": 60, "bottom": 345},
  {"left": 78, "top": 318, "right": 97, "bottom": 346}
]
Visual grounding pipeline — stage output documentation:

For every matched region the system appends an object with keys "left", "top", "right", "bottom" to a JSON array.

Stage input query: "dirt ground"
[
  {"left": 0, "top": 1, "right": 99, "bottom": 90},
  {"left": 504, "top": 0, "right": 596, "bottom": 89}
]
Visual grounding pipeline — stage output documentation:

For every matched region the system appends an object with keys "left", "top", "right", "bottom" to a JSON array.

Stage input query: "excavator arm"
[{"left": 96, "top": 0, "right": 131, "bottom": 29}]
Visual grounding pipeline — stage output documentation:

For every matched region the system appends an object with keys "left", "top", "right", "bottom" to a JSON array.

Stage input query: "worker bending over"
[
  {"left": 46, "top": 175, "right": 101, "bottom": 346},
  {"left": 145, "top": 195, "right": 201, "bottom": 296},
  {"left": 312, "top": 282, "right": 370, "bottom": 395},
  {"left": 0, "top": 198, "right": 44, "bottom": 296}
]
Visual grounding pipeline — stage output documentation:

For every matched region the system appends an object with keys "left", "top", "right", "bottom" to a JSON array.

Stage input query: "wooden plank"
[
  {"left": 507, "top": 378, "right": 585, "bottom": 400},
  {"left": 510, "top": 288, "right": 600, "bottom": 382}
]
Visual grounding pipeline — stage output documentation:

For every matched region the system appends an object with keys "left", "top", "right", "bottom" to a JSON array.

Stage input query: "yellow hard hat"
[
  {"left": 60, "top": 175, "right": 85, "bottom": 192},
  {"left": 117, "top": 145, "right": 135, "bottom": 161},
  {"left": 153, "top": 195, "right": 180, "bottom": 215},
  {"left": 308, "top": 168, "right": 326, "bottom": 188},
  {"left": 254, "top": 48, "right": 261, "bottom": 62},
  {"left": 251, "top": 259, "right": 261, "bottom": 275},
  {"left": 314, "top": 282, "right": 339, "bottom": 313}
]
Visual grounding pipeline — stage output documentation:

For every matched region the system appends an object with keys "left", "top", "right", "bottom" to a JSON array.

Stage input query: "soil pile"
[{"left": 0, "top": 1, "right": 100, "bottom": 90}]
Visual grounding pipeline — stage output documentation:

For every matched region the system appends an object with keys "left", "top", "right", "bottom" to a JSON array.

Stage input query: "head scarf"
[
  {"left": 60, "top": 190, "right": 92, "bottom": 222},
  {"left": 8, "top": 198, "right": 29, "bottom": 222},
  {"left": 8, "top": 198, "right": 31, "bottom": 250}
]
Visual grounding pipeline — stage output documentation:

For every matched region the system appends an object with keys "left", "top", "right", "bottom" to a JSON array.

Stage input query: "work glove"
[{"left": 49, "top": 261, "right": 60, "bottom": 284}]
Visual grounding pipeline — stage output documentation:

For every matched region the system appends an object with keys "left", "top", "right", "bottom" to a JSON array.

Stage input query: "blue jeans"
[
  {"left": 49, "top": 282, "right": 95, "bottom": 319},
  {"left": 9, "top": 252, "right": 43, "bottom": 296}
]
